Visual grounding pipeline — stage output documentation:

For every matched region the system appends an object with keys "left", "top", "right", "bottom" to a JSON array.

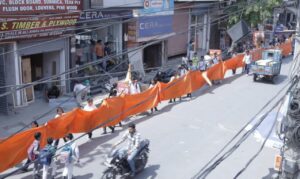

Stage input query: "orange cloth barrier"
[{"left": 0, "top": 41, "right": 292, "bottom": 173}]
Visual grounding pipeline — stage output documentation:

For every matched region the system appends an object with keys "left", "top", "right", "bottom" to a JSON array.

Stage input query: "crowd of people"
[{"left": 20, "top": 45, "right": 260, "bottom": 178}]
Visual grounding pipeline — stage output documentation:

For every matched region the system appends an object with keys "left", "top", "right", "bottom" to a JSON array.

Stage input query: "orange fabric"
[{"left": 0, "top": 41, "right": 292, "bottom": 173}]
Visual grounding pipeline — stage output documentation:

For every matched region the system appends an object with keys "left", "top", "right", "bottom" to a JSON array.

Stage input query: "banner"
[
  {"left": 138, "top": 15, "right": 173, "bottom": 38},
  {"left": 0, "top": 14, "right": 79, "bottom": 40},
  {"left": 0, "top": 41, "right": 292, "bottom": 173},
  {"left": 0, "top": 0, "right": 82, "bottom": 15}
]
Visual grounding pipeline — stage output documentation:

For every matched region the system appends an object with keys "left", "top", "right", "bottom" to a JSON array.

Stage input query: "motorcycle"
[{"left": 102, "top": 139, "right": 150, "bottom": 179}]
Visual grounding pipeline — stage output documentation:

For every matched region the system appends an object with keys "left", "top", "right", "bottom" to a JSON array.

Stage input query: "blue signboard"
[
  {"left": 138, "top": 0, "right": 174, "bottom": 16},
  {"left": 138, "top": 15, "right": 173, "bottom": 38}
]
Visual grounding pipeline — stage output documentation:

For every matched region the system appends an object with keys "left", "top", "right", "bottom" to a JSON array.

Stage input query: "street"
[{"left": 3, "top": 55, "right": 293, "bottom": 179}]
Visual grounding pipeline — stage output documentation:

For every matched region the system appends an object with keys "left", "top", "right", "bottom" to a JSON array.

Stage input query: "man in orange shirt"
[{"left": 95, "top": 40, "right": 106, "bottom": 70}]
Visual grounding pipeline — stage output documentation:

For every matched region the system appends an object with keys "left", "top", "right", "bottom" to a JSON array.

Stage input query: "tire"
[
  {"left": 270, "top": 76, "right": 275, "bottom": 84},
  {"left": 253, "top": 74, "right": 258, "bottom": 82},
  {"left": 101, "top": 168, "right": 117, "bottom": 179},
  {"left": 136, "top": 152, "right": 148, "bottom": 173}
]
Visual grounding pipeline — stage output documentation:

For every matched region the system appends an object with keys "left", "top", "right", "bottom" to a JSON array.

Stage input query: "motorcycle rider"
[{"left": 113, "top": 123, "right": 141, "bottom": 177}]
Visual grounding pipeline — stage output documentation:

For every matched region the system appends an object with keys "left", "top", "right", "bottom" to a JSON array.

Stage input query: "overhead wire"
[
  {"left": 192, "top": 55, "right": 300, "bottom": 178},
  {"left": 232, "top": 87, "right": 296, "bottom": 178},
  {"left": 0, "top": 2, "right": 252, "bottom": 99},
  {"left": 0, "top": 5, "right": 244, "bottom": 144},
  {"left": 0, "top": 5, "right": 257, "bottom": 177},
  {"left": 0, "top": 1, "right": 226, "bottom": 39}
]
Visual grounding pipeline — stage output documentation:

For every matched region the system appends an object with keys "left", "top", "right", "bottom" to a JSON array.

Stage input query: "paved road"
[{"left": 3, "top": 56, "right": 293, "bottom": 179}]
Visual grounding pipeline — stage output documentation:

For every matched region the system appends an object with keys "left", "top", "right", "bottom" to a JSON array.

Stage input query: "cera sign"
[
  {"left": 0, "top": 14, "right": 79, "bottom": 40},
  {"left": 0, "top": 0, "right": 82, "bottom": 15},
  {"left": 138, "top": 15, "right": 173, "bottom": 38},
  {"left": 79, "top": 10, "right": 132, "bottom": 21}
]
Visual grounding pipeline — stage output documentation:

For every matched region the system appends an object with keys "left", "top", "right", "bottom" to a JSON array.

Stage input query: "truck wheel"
[
  {"left": 253, "top": 74, "right": 258, "bottom": 82},
  {"left": 270, "top": 76, "right": 275, "bottom": 84}
]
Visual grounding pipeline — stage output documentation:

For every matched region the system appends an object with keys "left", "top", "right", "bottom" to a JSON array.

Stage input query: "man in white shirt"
[
  {"left": 61, "top": 134, "right": 79, "bottom": 179},
  {"left": 73, "top": 81, "right": 88, "bottom": 107},
  {"left": 129, "top": 79, "right": 141, "bottom": 95},
  {"left": 204, "top": 52, "right": 213, "bottom": 69},
  {"left": 83, "top": 98, "right": 97, "bottom": 139},
  {"left": 113, "top": 123, "right": 141, "bottom": 177},
  {"left": 242, "top": 50, "right": 252, "bottom": 75}
]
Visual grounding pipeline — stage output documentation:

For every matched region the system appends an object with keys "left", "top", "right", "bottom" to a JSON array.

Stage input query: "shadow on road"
[
  {"left": 262, "top": 168, "right": 279, "bottom": 179},
  {"left": 136, "top": 164, "right": 160, "bottom": 179}
]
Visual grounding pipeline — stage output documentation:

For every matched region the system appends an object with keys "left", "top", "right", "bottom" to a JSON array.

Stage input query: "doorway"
[{"left": 143, "top": 43, "right": 162, "bottom": 69}]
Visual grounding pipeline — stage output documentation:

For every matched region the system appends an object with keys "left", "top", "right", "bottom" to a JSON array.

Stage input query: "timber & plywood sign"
[
  {"left": 0, "top": 0, "right": 82, "bottom": 14},
  {"left": 0, "top": 14, "right": 79, "bottom": 40}
]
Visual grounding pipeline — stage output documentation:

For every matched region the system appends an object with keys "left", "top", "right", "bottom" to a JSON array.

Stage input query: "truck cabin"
[{"left": 262, "top": 50, "right": 282, "bottom": 62}]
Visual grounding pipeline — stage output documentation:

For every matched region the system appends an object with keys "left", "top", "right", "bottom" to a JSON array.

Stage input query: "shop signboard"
[
  {"left": 138, "top": 15, "right": 173, "bottom": 38},
  {"left": 0, "top": 14, "right": 79, "bottom": 40},
  {"left": 0, "top": 0, "right": 82, "bottom": 15},
  {"left": 79, "top": 10, "right": 133, "bottom": 21},
  {"left": 136, "top": 0, "right": 174, "bottom": 16}
]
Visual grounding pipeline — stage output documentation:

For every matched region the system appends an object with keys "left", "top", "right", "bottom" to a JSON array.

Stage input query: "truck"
[{"left": 251, "top": 49, "right": 282, "bottom": 83}]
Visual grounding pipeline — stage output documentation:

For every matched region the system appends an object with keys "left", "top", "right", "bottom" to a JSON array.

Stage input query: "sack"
[
  {"left": 59, "top": 144, "right": 72, "bottom": 163},
  {"left": 39, "top": 146, "right": 54, "bottom": 165}
]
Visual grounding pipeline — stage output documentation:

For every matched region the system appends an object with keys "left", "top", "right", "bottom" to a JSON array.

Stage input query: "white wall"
[{"left": 3, "top": 43, "right": 17, "bottom": 106}]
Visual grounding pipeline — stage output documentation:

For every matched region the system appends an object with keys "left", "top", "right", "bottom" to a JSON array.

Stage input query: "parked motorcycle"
[{"left": 102, "top": 139, "right": 150, "bottom": 179}]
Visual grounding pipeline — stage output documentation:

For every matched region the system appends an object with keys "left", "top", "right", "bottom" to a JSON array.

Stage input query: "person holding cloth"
[{"left": 243, "top": 50, "right": 252, "bottom": 75}]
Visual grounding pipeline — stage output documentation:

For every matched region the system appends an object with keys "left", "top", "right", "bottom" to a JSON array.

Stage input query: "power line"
[
  {"left": 0, "top": 1, "right": 226, "bottom": 40},
  {"left": 0, "top": 3, "right": 254, "bottom": 99},
  {"left": 192, "top": 73, "right": 300, "bottom": 178},
  {"left": 0, "top": 6, "right": 241, "bottom": 144},
  {"left": 0, "top": 7, "right": 254, "bottom": 176}
]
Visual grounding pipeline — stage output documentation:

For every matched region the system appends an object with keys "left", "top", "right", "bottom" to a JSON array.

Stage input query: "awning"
[{"left": 286, "top": 7, "right": 297, "bottom": 15}]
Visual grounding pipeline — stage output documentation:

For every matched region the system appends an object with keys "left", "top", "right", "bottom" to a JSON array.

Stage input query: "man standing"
[
  {"left": 73, "top": 81, "right": 88, "bottom": 107},
  {"left": 129, "top": 79, "right": 141, "bottom": 95},
  {"left": 204, "top": 52, "right": 213, "bottom": 69},
  {"left": 24, "top": 132, "right": 42, "bottom": 178},
  {"left": 95, "top": 40, "right": 106, "bottom": 70},
  {"left": 83, "top": 98, "right": 98, "bottom": 139},
  {"left": 61, "top": 134, "right": 79, "bottom": 179},
  {"left": 40, "top": 138, "right": 57, "bottom": 179},
  {"left": 242, "top": 50, "right": 252, "bottom": 75},
  {"left": 113, "top": 123, "right": 141, "bottom": 177}
]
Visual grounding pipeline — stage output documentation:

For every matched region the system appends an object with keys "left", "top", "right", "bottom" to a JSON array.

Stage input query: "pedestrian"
[
  {"left": 169, "top": 71, "right": 180, "bottom": 103},
  {"left": 242, "top": 50, "right": 252, "bottom": 75},
  {"left": 188, "top": 59, "right": 197, "bottom": 71},
  {"left": 129, "top": 78, "right": 141, "bottom": 95},
  {"left": 212, "top": 52, "right": 219, "bottom": 65},
  {"left": 83, "top": 98, "right": 97, "bottom": 139},
  {"left": 191, "top": 52, "right": 199, "bottom": 67},
  {"left": 54, "top": 107, "right": 67, "bottom": 146},
  {"left": 31, "top": 121, "right": 39, "bottom": 128},
  {"left": 60, "top": 134, "right": 80, "bottom": 179},
  {"left": 95, "top": 40, "right": 106, "bottom": 70},
  {"left": 73, "top": 80, "right": 88, "bottom": 107},
  {"left": 108, "top": 83, "right": 122, "bottom": 127},
  {"left": 40, "top": 138, "right": 57, "bottom": 179},
  {"left": 198, "top": 56, "right": 207, "bottom": 72},
  {"left": 22, "top": 122, "right": 39, "bottom": 173},
  {"left": 204, "top": 52, "right": 213, "bottom": 69},
  {"left": 23, "top": 132, "right": 42, "bottom": 178},
  {"left": 149, "top": 80, "right": 158, "bottom": 113}
]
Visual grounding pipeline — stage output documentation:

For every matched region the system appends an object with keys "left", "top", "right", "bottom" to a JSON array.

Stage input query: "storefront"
[
  {"left": 0, "top": 1, "right": 81, "bottom": 110},
  {"left": 71, "top": 10, "right": 132, "bottom": 71}
]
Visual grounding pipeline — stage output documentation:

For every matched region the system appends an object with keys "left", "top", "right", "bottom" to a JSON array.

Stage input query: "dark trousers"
[
  {"left": 244, "top": 64, "right": 250, "bottom": 74},
  {"left": 103, "top": 126, "right": 115, "bottom": 134},
  {"left": 151, "top": 107, "right": 158, "bottom": 113}
]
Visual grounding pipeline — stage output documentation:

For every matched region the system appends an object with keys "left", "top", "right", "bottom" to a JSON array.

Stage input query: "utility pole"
[{"left": 293, "top": 0, "right": 300, "bottom": 60}]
